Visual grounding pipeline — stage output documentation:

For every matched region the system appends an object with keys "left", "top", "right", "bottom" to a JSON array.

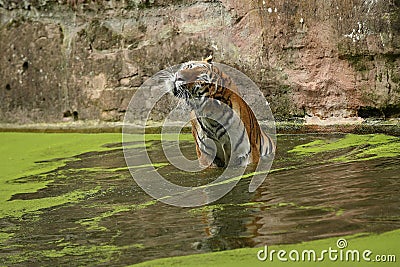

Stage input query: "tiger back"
[{"left": 166, "top": 56, "right": 275, "bottom": 167}]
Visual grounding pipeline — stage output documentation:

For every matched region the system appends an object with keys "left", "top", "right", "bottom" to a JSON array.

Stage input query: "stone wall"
[{"left": 0, "top": 0, "right": 399, "bottom": 123}]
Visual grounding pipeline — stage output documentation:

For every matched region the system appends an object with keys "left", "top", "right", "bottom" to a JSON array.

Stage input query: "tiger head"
[{"left": 166, "top": 56, "right": 218, "bottom": 107}]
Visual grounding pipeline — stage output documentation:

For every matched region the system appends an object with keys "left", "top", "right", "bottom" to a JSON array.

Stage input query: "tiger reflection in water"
[{"left": 165, "top": 56, "right": 275, "bottom": 168}]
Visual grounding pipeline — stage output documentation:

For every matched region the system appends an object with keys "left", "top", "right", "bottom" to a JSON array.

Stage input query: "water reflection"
[{"left": 1, "top": 135, "right": 399, "bottom": 266}]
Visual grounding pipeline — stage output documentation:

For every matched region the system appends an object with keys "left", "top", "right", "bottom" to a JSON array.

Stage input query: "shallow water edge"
[
  {"left": 0, "top": 120, "right": 399, "bottom": 136},
  {"left": 0, "top": 132, "right": 399, "bottom": 266}
]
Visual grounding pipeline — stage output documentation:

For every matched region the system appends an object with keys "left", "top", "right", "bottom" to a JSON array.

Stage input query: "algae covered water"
[{"left": 0, "top": 132, "right": 399, "bottom": 266}]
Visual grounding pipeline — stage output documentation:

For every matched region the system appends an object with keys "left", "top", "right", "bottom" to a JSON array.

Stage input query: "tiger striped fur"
[{"left": 166, "top": 56, "right": 275, "bottom": 167}]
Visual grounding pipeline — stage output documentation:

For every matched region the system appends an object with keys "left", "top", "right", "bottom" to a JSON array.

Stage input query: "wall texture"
[{"left": 0, "top": 0, "right": 399, "bottom": 123}]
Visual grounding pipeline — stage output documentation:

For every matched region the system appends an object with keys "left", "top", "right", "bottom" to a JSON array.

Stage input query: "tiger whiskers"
[
  {"left": 158, "top": 69, "right": 174, "bottom": 81},
  {"left": 158, "top": 63, "right": 177, "bottom": 81}
]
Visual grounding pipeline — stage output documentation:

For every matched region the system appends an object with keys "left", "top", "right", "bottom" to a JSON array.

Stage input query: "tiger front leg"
[
  {"left": 227, "top": 138, "right": 251, "bottom": 167},
  {"left": 190, "top": 113, "right": 218, "bottom": 168},
  {"left": 230, "top": 153, "right": 250, "bottom": 167},
  {"left": 195, "top": 137, "right": 221, "bottom": 168},
  {"left": 195, "top": 140, "right": 215, "bottom": 167}
]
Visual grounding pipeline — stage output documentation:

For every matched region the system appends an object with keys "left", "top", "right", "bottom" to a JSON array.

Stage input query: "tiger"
[{"left": 165, "top": 56, "right": 275, "bottom": 168}]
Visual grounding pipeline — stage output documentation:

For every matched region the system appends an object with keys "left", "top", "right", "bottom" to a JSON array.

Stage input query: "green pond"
[{"left": 0, "top": 132, "right": 399, "bottom": 266}]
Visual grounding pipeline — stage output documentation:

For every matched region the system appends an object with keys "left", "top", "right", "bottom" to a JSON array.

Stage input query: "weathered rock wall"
[
  {"left": 256, "top": 0, "right": 400, "bottom": 120},
  {"left": 0, "top": 0, "right": 399, "bottom": 123}
]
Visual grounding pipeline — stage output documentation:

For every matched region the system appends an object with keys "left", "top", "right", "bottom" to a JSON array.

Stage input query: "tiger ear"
[{"left": 203, "top": 55, "right": 213, "bottom": 64}]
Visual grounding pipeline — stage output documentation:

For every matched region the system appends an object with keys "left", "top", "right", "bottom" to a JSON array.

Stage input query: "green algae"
[
  {"left": 79, "top": 166, "right": 319, "bottom": 228},
  {"left": 68, "top": 163, "right": 169, "bottom": 174},
  {"left": 289, "top": 134, "right": 397, "bottom": 154},
  {"left": 132, "top": 228, "right": 400, "bottom": 267},
  {"left": 0, "top": 132, "right": 174, "bottom": 220},
  {"left": 77, "top": 165, "right": 313, "bottom": 230},
  {"left": 128, "top": 163, "right": 169, "bottom": 169},
  {"left": 288, "top": 134, "right": 400, "bottom": 162},
  {"left": 188, "top": 202, "right": 263, "bottom": 214},
  {"left": 0, "top": 187, "right": 101, "bottom": 219},
  {"left": 79, "top": 169, "right": 266, "bottom": 227},
  {"left": 1, "top": 132, "right": 399, "bottom": 266},
  {"left": 0, "top": 232, "right": 14, "bottom": 244},
  {"left": 0, "top": 131, "right": 182, "bottom": 232},
  {"left": 0, "top": 132, "right": 121, "bottom": 182},
  {"left": 6, "top": 242, "right": 145, "bottom": 265},
  {"left": 0, "top": 130, "right": 154, "bottom": 264},
  {"left": 78, "top": 200, "right": 158, "bottom": 231},
  {"left": 0, "top": 132, "right": 122, "bottom": 218}
]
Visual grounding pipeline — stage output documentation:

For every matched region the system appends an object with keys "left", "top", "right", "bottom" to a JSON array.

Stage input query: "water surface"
[{"left": 0, "top": 133, "right": 399, "bottom": 266}]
